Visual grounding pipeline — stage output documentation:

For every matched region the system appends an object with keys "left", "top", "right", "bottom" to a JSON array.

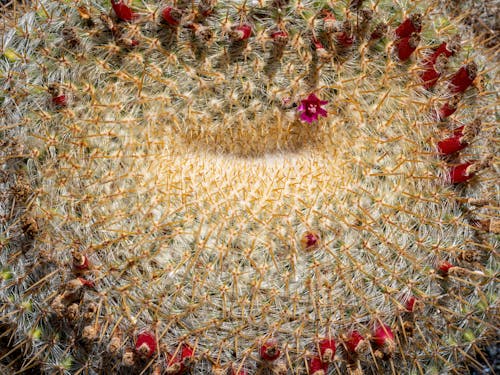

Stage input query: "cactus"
[{"left": 0, "top": 0, "right": 498, "bottom": 374}]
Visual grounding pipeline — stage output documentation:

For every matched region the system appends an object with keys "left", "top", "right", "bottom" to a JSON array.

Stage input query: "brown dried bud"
[
  {"left": 82, "top": 324, "right": 99, "bottom": 341},
  {"left": 62, "top": 27, "right": 80, "bottom": 47},
  {"left": 50, "top": 295, "right": 67, "bottom": 317},
  {"left": 434, "top": 54, "right": 449, "bottom": 74},
  {"left": 212, "top": 366, "right": 227, "bottom": 375},
  {"left": 122, "top": 347, "right": 136, "bottom": 367},
  {"left": 458, "top": 250, "right": 479, "bottom": 263},
  {"left": 271, "top": 360, "right": 288, "bottom": 375},
  {"left": 461, "top": 118, "right": 481, "bottom": 144},
  {"left": 109, "top": 334, "right": 122, "bottom": 354},
  {"left": 21, "top": 216, "right": 39, "bottom": 237},
  {"left": 66, "top": 303, "right": 79, "bottom": 321},
  {"left": 489, "top": 218, "right": 500, "bottom": 233},
  {"left": 349, "top": 0, "right": 366, "bottom": 10},
  {"left": 83, "top": 302, "right": 98, "bottom": 320},
  {"left": 13, "top": 178, "right": 31, "bottom": 202}
]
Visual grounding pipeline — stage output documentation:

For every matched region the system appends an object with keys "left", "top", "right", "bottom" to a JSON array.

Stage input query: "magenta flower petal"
[
  {"left": 300, "top": 113, "right": 314, "bottom": 123},
  {"left": 297, "top": 93, "right": 329, "bottom": 123}
]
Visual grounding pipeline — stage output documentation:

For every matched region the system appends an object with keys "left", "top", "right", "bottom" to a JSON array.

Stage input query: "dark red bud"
[
  {"left": 307, "top": 355, "right": 328, "bottom": 375},
  {"left": 337, "top": 32, "right": 354, "bottom": 47},
  {"left": 437, "top": 126, "right": 467, "bottom": 155},
  {"left": 135, "top": 331, "right": 157, "bottom": 358},
  {"left": 52, "top": 95, "right": 67, "bottom": 107},
  {"left": 449, "top": 64, "right": 477, "bottom": 94},
  {"left": 73, "top": 254, "right": 90, "bottom": 270},
  {"left": 448, "top": 161, "right": 476, "bottom": 184},
  {"left": 438, "top": 261, "right": 454, "bottom": 276},
  {"left": 271, "top": 30, "right": 288, "bottom": 39},
  {"left": 395, "top": 16, "right": 421, "bottom": 39},
  {"left": 437, "top": 101, "right": 458, "bottom": 120},
  {"left": 371, "top": 324, "right": 395, "bottom": 347},
  {"left": 420, "top": 67, "right": 440, "bottom": 89},
  {"left": 162, "top": 7, "right": 181, "bottom": 27},
  {"left": 166, "top": 344, "right": 194, "bottom": 374},
  {"left": 395, "top": 35, "right": 418, "bottom": 61},
  {"left": 344, "top": 330, "right": 364, "bottom": 353},
  {"left": 111, "top": 0, "right": 138, "bottom": 22},
  {"left": 318, "top": 338, "right": 336, "bottom": 363},
  {"left": 232, "top": 24, "right": 252, "bottom": 41},
  {"left": 260, "top": 338, "right": 280, "bottom": 361},
  {"left": 405, "top": 296, "right": 417, "bottom": 312},
  {"left": 77, "top": 277, "right": 95, "bottom": 288}
]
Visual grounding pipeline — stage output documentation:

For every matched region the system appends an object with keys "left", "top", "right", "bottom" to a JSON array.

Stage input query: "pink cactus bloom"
[{"left": 297, "top": 93, "right": 328, "bottom": 123}]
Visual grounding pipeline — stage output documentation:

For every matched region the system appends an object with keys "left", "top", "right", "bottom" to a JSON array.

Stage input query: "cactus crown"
[{"left": 0, "top": 0, "right": 498, "bottom": 374}]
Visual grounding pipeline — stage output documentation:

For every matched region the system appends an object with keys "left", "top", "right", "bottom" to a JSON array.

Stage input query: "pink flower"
[{"left": 297, "top": 93, "right": 328, "bottom": 123}]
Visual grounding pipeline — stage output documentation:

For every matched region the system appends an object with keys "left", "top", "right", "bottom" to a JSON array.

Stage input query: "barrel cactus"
[{"left": 0, "top": 0, "right": 498, "bottom": 374}]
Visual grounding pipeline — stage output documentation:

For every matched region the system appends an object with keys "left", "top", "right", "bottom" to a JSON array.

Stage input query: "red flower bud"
[
  {"left": 420, "top": 66, "right": 440, "bottom": 89},
  {"left": 161, "top": 7, "right": 181, "bottom": 27},
  {"left": 449, "top": 63, "right": 477, "bottom": 94},
  {"left": 336, "top": 32, "right": 354, "bottom": 47},
  {"left": 395, "top": 33, "right": 419, "bottom": 61},
  {"left": 271, "top": 30, "right": 288, "bottom": 39},
  {"left": 427, "top": 42, "right": 454, "bottom": 65},
  {"left": 437, "top": 101, "right": 458, "bottom": 120},
  {"left": 437, "top": 261, "right": 454, "bottom": 276},
  {"left": 231, "top": 24, "right": 252, "bottom": 41},
  {"left": 111, "top": 0, "right": 138, "bottom": 22},
  {"left": 318, "top": 338, "right": 336, "bottom": 363},
  {"left": 52, "top": 95, "right": 67, "bottom": 107},
  {"left": 166, "top": 343, "right": 194, "bottom": 374},
  {"left": 260, "top": 338, "right": 281, "bottom": 361},
  {"left": 437, "top": 126, "right": 466, "bottom": 155},
  {"left": 343, "top": 330, "right": 364, "bottom": 353},
  {"left": 307, "top": 355, "right": 328, "bottom": 375},
  {"left": 405, "top": 296, "right": 418, "bottom": 312},
  {"left": 371, "top": 324, "right": 395, "bottom": 348},
  {"left": 77, "top": 277, "right": 95, "bottom": 288},
  {"left": 135, "top": 331, "right": 157, "bottom": 358},
  {"left": 448, "top": 161, "right": 475, "bottom": 184},
  {"left": 395, "top": 14, "right": 422, "bottom": 39},
  {"left": 73, "top": 252, "right": 90, "bottom": 271}
]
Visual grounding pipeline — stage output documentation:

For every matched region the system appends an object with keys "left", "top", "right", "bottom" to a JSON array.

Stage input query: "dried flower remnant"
[{"left": 297, "top": 93, "right": 328, "bottom": 123}]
